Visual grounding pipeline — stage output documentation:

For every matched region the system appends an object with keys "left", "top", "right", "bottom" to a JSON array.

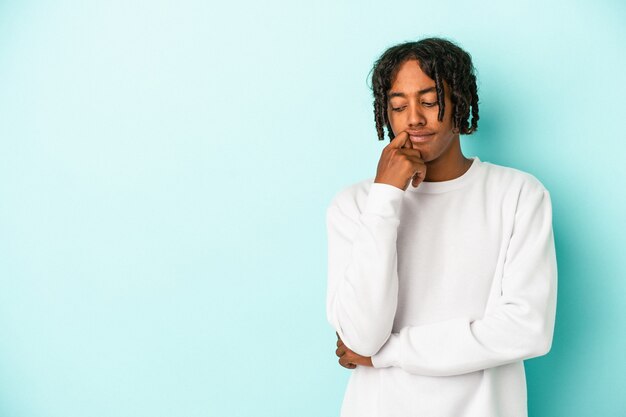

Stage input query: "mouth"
[{"left": 409, "top": 133, "right": 435, "bottom": 143}]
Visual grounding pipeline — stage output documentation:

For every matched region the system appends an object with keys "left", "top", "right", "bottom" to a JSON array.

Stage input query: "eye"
[
  {"left": 423, "top": 102, "right": 437, "bottom": 107},
  {"left": 391, "top": 106, "right": 405, "bottom": 112}
]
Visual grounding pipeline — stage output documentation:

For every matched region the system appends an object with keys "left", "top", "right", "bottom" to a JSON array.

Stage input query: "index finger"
[{"left": 389, "top": 131, "right": 412, "bottom": 149}]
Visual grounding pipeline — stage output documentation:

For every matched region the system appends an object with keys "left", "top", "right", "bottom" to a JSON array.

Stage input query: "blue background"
[{"left": 1, "top": 1, "right": 625, "bottom": 416}]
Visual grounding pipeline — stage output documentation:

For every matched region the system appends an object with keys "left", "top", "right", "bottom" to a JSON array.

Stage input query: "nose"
[{"left": 407, "top": 102, "right": 426, "bottom": 127}]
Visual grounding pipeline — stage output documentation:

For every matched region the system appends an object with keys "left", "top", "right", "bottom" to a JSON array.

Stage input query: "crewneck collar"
[{"left": 407, "top": 156, "right": 482, "bottom": 194}]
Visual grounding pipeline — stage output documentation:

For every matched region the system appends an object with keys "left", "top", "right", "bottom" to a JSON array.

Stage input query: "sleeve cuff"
[
  {"left": 364, "top": 182, "right": 405, "bottom": 217},
  {"left": 371, "top": 332, "right": 401, "bottom": 369}
]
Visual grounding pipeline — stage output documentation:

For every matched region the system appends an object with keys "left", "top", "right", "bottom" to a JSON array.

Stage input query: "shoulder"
[
  {"left": 481, "top": 160, "right": 550, "bottom": 196},
  {"left": 326, "top": 176, "right": 376, "bottom": 216},
  {"left": 479, "top": 161, "right": 552, "bottom": 220}
]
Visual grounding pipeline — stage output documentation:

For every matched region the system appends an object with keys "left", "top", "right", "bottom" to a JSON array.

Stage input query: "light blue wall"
[{"left": 0, "top": 1, "right": 624, "bottom": 416}]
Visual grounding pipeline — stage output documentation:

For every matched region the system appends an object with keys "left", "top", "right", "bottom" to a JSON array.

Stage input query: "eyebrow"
[{"left": 387, "top": 86, "right": 436, "bottom": 99}]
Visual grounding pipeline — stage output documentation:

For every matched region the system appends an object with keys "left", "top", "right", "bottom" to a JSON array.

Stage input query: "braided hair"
[{"left": 368, "top": 37, "right": 479, "bottom": 141}]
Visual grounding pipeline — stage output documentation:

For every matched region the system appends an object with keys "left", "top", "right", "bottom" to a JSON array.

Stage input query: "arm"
[
  {"left": 326, "top": 182, "right": 405, "bottom": 357},
  {"left": 371, "top": 186, "right": 558, "bottom": 377}
]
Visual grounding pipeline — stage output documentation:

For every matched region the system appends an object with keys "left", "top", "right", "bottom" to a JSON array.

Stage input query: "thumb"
[
  {"left": 412, "top": 173, "right": 419, "bottom": 188},
  {"left": 411, "top": 163, "right": 424, "bottom": 187}
]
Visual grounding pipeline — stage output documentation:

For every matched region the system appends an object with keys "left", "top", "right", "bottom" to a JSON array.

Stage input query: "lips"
[
  {"left": 408, "top": 131, "right": 435, "bottom": 143},
  {"left": 407, "top": 130, "right": 434, "bottom": 136}
]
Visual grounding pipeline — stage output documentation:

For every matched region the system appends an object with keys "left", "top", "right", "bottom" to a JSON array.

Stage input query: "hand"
[
  {"left": 374, "top": 131, "right": 427, "bottom": 190},
  {"left": 335, "top": 332, "right": 373, "bottom": 369}
]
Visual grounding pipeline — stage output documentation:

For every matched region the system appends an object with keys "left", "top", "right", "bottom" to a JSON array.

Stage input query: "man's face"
[{"left": 387, "top": 59, "right": 459, "bottom": 163}]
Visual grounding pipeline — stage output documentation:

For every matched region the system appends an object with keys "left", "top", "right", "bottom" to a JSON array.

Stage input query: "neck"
[{"left": 423, "top": 138, "right": 473, "bottom": 182}]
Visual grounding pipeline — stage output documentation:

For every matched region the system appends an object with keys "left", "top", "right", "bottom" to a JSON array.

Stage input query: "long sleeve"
[
  {"left": 325, "top": 182, "right": 405, "bottom": 357},
  {"left": 371, "top": 185, "right": 558, "bottom": 377}
]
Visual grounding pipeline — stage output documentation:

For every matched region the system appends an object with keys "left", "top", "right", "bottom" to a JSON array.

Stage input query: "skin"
[
  {"left": 375, "top": 58, "right": 473, "bottom": 190},
  {"left": 335, "top": 59, "right": 474, "bottom": 369},
  {"left": 335, "top": 332, "right": 372, "bottom": 369}
]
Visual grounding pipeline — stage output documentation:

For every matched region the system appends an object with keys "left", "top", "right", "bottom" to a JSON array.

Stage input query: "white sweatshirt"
[{"left": 325, "top": 156, "right": 557, "bottom": 417}]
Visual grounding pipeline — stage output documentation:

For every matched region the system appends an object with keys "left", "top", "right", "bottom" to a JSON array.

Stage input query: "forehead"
[{"left": 388, "top": 59, "right": 448, "bottom": 98}]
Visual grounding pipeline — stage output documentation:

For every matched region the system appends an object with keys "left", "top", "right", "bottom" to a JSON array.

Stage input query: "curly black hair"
[{"left": 368, "top": 37, "right": 479, "bottom": 141}]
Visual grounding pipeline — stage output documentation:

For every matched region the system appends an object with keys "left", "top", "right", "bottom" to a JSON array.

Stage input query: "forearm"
[
  {"left": 326, "top": 183, "right": 404, "bottom": 356},
  {"left": 371, "top": 188, "right": 558, "bottom": 376}
]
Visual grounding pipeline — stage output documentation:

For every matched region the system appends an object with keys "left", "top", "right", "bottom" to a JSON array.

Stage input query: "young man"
[{"left": 325, "top": 37, "right": 557, "bottom": 416}]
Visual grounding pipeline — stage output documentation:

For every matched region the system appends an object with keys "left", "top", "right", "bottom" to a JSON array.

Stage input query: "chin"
[
  {"left": 420, "top": 150, "right": 443, "bottom": 164},
  {"left": 411, "top": 145, "right": 434, "bottom": 162}
]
